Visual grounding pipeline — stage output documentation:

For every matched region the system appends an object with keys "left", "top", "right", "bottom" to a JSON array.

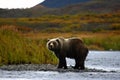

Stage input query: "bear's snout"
[{"left": 49, "top": 43, "right": 54, "bottom": 50}]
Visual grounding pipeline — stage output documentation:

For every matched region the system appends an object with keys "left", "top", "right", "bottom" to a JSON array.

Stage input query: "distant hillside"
[
  {"left": 0, "top": 0, "right": 120, "bottom": 18},
  {"left": 0, "top": 5, "right": 48, "bottom": 18},
  {"left": 40, "top": 0, "right": 90, "bottom": 8},
  {"left": 55, "top": 0, "right": 120, "bottom": 14},
  {"left": 0, "top": 8, "right": 31, "bottom": 18}
]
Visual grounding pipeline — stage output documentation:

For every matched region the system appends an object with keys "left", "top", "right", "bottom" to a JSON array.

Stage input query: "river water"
[{"left": 0, "top": 51, "right": 120, "bottom": 80}]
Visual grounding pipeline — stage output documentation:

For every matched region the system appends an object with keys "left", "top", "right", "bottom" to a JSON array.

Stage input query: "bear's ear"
[
  {"left": 56, "top": 39, "right": 60, "bottom": 44},
  {"left": 47, "top": 38, "right": 50, "bottom": 41},
  {"left": 56, "top": 39, "right": 59, "bottom": 42}
]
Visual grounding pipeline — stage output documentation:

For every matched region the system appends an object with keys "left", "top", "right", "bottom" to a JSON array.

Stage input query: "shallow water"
[
  {"left": 0, "top": 51, "right": 120, "bottom": 80},
  {"left": 86, "top": 51, "right": 120, "bottom": 72}
]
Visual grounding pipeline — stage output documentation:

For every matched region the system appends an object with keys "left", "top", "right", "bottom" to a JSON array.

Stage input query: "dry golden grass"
[
  {"left": 23, "top": 30, "right": 120, "bottom": 51},
  {"left": 23, "top": 30, "right": 120, "bottom": 40}
]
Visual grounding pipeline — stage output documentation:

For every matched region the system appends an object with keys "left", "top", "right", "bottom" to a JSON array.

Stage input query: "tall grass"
[
  {"left": 0, "top": 29, "right": 58, "bottom": 65},
  {"left": 24, "top": 30, "right": 120, "bottom": 51},
  {"left": 0, "top": 25, "right": 120, "bottom": 65},
  {"left": 83, "top": 35, "right": 120, "bottom": 50}
]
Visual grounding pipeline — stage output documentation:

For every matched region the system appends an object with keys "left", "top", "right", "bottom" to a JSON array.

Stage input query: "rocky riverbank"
[
  {"left": 0, "top": 64, "right": 109, "bottom": 72},
  {"left": 0, "top": 64, "right": 56, "bottom": 71}
]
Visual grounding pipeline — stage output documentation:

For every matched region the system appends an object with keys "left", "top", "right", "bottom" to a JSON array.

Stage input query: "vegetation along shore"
[
  {"left": 0, "top": 13, "right": 120, "bottom": 65},
  {"left": 0, "top": 25, "right": 119, "bottom": 65}
]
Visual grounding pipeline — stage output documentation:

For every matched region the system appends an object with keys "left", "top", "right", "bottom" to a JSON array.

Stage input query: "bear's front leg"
[{"left": 58, "top": 57, "right": 67, "bottom": 69}]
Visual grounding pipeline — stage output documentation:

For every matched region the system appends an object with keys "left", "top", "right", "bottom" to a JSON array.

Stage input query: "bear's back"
[{"left": 65, "top": 38, "right": 83, "bottom": 46}]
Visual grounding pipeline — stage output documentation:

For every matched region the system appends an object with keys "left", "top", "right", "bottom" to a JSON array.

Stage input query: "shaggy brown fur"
[{"left": 47, "top": 37, "right": 88, "bottom": 70}]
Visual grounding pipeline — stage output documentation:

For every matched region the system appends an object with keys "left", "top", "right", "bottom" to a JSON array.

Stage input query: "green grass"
[
  {"left": 0, "top": 29, "right": 58, "bottom": 65},
  {"left": 83, "top": 35, "right": 120, "bottom": 50}
]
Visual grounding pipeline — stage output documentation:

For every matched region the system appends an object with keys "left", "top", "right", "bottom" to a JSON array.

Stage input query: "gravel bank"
[{"left": 0, "top": 64, "right": 109, "bottom": 72}]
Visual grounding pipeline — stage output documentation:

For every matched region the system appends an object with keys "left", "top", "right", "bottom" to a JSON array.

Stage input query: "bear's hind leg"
[
  {"left": 74, "top": 58, "right": 85, "bottom": 70},
  {"left": 79, "top": 61, "right": 85, "bottom": 70},
  {"left": 74, "top": 58, "right": 80, "bottom": 69}
]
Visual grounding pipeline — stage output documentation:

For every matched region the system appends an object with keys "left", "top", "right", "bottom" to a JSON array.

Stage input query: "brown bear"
[{"left": 46, "top": 37, "right": 88, "bottom": 70}]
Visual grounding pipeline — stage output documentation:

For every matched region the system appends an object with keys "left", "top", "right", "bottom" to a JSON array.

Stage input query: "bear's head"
[{"left": 46, "top": 38, "right": 61, "bottom": 51}]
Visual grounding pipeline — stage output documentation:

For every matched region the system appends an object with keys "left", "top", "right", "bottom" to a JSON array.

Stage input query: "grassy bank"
[
  {"left": 0, "top": 25, "right": 120, "bottom": 65},
  {"left": 0, "top": 29, "right": 58, "bottom": 65}
]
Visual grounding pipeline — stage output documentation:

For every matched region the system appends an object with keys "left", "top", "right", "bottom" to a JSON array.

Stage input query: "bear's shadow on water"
[{"left": 0, "top": 64, "right": 114, "bottom": 73}]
